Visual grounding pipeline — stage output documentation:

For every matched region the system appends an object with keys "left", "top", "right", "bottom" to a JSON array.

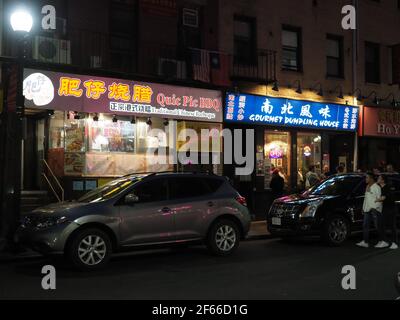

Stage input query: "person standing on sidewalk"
[
  {"left": 377, "top": 175, "right": 398, "bottom": 250},
  {"left": 270, "top": 169, "right": 284, "bottom": 200},
  {"left": 357, "top": 172, "right": 385, "bottom": 248}
]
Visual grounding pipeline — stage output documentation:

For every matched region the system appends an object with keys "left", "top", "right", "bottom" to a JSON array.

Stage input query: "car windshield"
[
  {"left": 306, "top": 175, "right": 361, "bottom": 196},
  {"left": 78, "top": 176, "right": 141, "bottom": 203}
]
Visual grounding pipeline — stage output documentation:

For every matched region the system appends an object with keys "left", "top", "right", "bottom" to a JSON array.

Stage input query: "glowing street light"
[{"left": 10, "top": 8, "right": 33, "bottom": 33}]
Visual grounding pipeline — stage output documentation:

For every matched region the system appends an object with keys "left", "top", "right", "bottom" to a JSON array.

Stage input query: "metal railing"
[
  {"left": 231, "top": 49, "right": 277, "bottom": 83},
  {"left": 42, "top": 159, "right": 64, "bottom": 202},
  {"left": 23, "top": 27, "right": 277, "bottom": 85}
]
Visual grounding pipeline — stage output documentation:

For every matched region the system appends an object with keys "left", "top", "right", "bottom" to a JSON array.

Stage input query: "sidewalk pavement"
[{"left": 247, "top": 220, "right": 271, "bottom": 240}]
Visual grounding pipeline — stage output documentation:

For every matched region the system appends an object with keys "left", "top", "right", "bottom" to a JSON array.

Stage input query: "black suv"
[{"left": 267, "top": 173, "right": 400, "bottom": 246}]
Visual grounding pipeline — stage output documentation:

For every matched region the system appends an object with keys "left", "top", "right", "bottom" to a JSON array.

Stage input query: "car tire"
[
  {"left": 206, "top": 219, "right": 240, "bottom": 256},
  {"left": 66, "top": 228, "right": 112, "bottom": 271},
  {"left": 322, "top": 215, "right": 350, "bottom": 247}
]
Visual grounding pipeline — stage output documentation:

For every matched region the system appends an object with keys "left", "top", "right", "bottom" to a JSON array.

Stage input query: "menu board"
[
  {"left": 64, "top": 152, "right": 85, "bottom": 175},
  {"left": 65, "top": 123, "right": 85, "bottom": 152}
]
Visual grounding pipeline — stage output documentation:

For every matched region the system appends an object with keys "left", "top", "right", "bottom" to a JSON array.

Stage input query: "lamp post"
[{"left": 0, "top": 7, "right": 33, "bottom": 252}]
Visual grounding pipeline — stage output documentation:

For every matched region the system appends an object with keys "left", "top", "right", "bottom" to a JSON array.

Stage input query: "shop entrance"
[{"left": 22, "top": 111, "right": 47, "bottom": 191}]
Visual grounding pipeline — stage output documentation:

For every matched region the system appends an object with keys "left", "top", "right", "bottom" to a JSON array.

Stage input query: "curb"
[{"left": 0, "top": 250, "right": 42, "bottom": 262}]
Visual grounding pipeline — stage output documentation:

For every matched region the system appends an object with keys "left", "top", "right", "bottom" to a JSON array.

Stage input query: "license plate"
[{"left": 272, "top": 217, "right": 281, "bottom": 226}]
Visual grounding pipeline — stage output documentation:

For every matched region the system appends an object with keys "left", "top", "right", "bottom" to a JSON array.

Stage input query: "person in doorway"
[
  {"left": 357, "top": 172, "right": 385, "bottom": 248},
  {"left": 377, "top": 175, "right": 398, "bottom": 250},
  {"left": 305, "top": 165, "right": 319, "bottom": 189},
  {"left": 321, "top": 165, "right": 332, "bottom": 180},
  {"left": 336, "top": 165, "right": 345, "bottom": 174},
  {"left": 270, "top": 169, "right": 285, "bottom": 200}
]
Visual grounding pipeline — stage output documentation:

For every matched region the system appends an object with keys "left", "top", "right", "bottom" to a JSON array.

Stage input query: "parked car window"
[
  {"left": 78, "top": 177, "right": 140, "bottom": 203},
  {"left": 307, "top": 176, "right": 362, "bottom": 196},
  {"left": 202, "top": 178, "right": 224, "bottom": 193},
  {"left": 130, "top": 178, "right": 168, "bottom": 203},
  {"left": 169, "top": 177, "right": 210, "bottom": 200}
]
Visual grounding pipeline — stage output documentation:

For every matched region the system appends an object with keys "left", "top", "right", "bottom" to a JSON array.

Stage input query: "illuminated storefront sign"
[
  {"left": 23, "top": 69, "right": 223, "bottom": 122},
  {"left": 361, "top": 106, "right": 400, "bottom": 138},
  {"left": 225, "top": 92, "right": 359, "bottom": 131}
]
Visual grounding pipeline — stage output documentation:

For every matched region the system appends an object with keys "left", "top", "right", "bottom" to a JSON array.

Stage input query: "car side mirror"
[
  {"left": 396, "top": 272, "right": 400, "bottom": 295},
  {"left": 125, "top": 193, "right": 139, "bottom": 205}
]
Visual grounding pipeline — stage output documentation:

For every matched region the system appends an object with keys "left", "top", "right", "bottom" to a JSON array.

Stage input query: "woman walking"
[{"left": 357, "top": 172, "right": 385, "bottom": 248}]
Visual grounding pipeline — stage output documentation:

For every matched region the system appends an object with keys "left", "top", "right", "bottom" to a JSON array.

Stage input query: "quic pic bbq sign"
[{"left": 22, "top": 68, "right": 223, "bottom": 122}]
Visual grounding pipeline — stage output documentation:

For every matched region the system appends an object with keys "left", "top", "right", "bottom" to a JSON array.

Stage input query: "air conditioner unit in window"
[
  {"left": 158, "top": 58, "right": 186, "bottom": 79},
  {"left": 182, "top": 8, "right": 198, "bottom": 28},
  {"left": 90, "top": 56, "right": 102, "bottom": 68},
  {"left": 33, "top": 36, "right": 71, "bottom": 64}
]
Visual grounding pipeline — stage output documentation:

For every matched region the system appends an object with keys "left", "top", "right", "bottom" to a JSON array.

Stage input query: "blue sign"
[{"left": 225, "top": 93, "right": 359, "bottom": 131}]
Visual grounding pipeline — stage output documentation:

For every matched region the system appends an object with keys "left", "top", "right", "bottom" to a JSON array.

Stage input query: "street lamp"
[
  {"left": 0, "top": 6, "right": 34, "bottom": 250},
  {"left": 10, "top": 8, "right": 33, "bottom": 33}
]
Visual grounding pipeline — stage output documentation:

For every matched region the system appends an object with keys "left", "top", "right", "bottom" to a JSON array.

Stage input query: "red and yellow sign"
[{"left": 361, "top": 106, "right": 400, "bottom": 138}]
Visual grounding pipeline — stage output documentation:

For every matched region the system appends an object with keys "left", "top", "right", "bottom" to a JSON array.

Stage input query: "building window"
[
  {"left": 282, "top": 26, "right": 302, "bottom": 71},
  {"left": 233, "top": 16, "right": 256, "bottom": 65},
  {"left": 297, "top": 133, "right": 322, "bottom": 190},
  {"left": 326, "top": 35, "right": 344, "bottom": 78},
  {"left": 264, "top": 130, "right": 291, "bottom": 190},
  {"left": 365, "top": 42, "right": 380, "bottom": 84}
]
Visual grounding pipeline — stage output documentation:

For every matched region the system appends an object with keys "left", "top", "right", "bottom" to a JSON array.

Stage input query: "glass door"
[
  {"left": 296, "top": 133, "right": 322, "bottom": 190},
  {"left": 264, "top": 130, "right": 291, "bottom": 190}
]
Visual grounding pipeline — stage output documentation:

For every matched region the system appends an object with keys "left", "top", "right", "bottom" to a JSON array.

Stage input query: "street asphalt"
[{"left": 0, "top": 235, "right": 399, "bottom": 300}]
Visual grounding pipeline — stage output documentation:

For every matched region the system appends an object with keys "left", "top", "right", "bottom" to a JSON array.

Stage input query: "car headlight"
[
  {"left": 300, "top": 200, "right": 323, "bottom": 218},
  {"left": 36, "top": 216, "right": 69, "bottom": 230}
]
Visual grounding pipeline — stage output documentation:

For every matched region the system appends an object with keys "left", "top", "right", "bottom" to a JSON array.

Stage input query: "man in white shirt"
[{"left": 357, "top": 172, "right": 388, "bottom": 248}]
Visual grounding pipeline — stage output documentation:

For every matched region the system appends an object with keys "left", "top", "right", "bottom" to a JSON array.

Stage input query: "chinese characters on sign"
[
  {"left": 23, "top": 69, "right": 223, "bottom": 123},
  {"left": 225, "top": 93, "right": 359, "bottom": 131},
  {"left": 362, "top": 107, "right": 400, "bottom": 137}
]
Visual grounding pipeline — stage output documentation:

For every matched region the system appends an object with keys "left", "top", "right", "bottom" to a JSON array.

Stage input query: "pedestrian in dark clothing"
[
  {"left": 378, "top": 175, "right": 398, "bottom": 250},
  {"left": 270, "top": 169, "right": 284, "bottom": 200}
]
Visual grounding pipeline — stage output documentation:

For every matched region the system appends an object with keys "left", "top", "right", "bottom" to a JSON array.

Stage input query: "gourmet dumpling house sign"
[{"left": 22, "top": 68, "right": 223, "bottom": 122}]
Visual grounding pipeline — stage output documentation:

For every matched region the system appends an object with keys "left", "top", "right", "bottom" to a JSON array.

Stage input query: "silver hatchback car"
[{"left": 16, "top": 172, "right": 251, "bottom": 270}]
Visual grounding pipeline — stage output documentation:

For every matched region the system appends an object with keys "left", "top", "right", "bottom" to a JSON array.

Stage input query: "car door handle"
[{"left": 159, "top": 207, "right": 171, "bottom": 213}]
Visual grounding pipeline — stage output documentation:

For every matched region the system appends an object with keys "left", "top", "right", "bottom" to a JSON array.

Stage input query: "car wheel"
[
  {"left": 206, "top": 219, "right": 240, "bottom": 256},
  {"left": 67, "top": 228, "right": 112, "bottom": 270},
  {"left": 322, "top": 215, "right": 350, "bottom": 247}
]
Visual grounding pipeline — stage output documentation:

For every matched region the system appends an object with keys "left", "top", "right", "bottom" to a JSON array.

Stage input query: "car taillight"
[{"left": 236, "top": 195, "right": 247, "bottom": 207}]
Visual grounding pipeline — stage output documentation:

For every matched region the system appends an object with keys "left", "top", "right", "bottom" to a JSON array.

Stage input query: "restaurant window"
[
  {"left": 365, "top": 42, "right": 380, "bottom": 84},
  {"left": 297, "top": 133, "right": 322, "bottom": 190},
  {"left": 326, "top": 35, "right": 344, "bottom": 78},
  {"left": 177, "top": 121, "right": 223, "bottom": 175},
  {"left": 264, "top": 131, "right": 291, "bottom": 189},
  {"left": 282, "top": 26, "right": 302, "bottom": 71},
  {"left": 47, "top": 112, "right": 174, "bottom": 178},
  {"left": 234, "top": 16, "right": 256, "bottom": 65}
]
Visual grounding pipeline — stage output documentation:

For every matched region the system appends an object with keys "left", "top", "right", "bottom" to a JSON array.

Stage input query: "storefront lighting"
[
  {"left": 330, "top": 85, "right": 344, "bottom": 99},
  {"left": 146, "top": 117, "right": 152, "bottom": 126},
  {"left": 112, "top": 115, "right": 118, "bottom": 123},
  {"left": 271, "top": 81, "right": 279, "bottom": 92},
  {"left": 10, "top": 7, "right": 33, "bottom": 33},
  {"left": 310, "top": 82, "right": 324, "bottom": 97},
  {"left": 351, "top": 88, "right": 363, "bottom": 102},
  {"left": 364, "top": 91, "right": 379, "bottom": 105},
  {"left": 381, "top": 93, "right": 397, "bottom": 107},
  {"left": 47, "top": 109, "right": 54, "bottom": 116},
  {"left": 288, "top": 80, "right": 302, "bottom": 94}
]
